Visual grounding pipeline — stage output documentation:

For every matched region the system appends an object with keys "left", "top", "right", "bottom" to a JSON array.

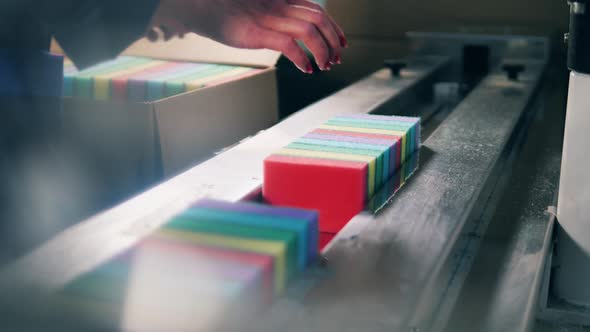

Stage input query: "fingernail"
[
  {"left": 306, "top": 64, "right": 314, "bottom": 74},
  {"left": 324, "top": 62, "right": 331, "bottom": 71},
  {"left": 335, "top": 55, "right": 341, "bottom": 64},
  {"left": 340, "top": 36, "right": 349, "bottom": 48}
]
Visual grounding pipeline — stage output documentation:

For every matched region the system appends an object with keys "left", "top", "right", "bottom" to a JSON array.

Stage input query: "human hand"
[{"left": 148, "top": 0, "right": 347, "bottom": 73}]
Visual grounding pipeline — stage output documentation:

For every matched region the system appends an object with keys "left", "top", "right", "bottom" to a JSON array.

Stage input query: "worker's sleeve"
[{"left": 36, "top": 0, "right": 160, "bottom": 68}]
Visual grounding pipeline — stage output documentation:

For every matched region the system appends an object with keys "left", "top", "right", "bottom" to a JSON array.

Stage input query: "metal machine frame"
[
  {"left": 537, "top": 0, "right": 590, "bottom": 327},
  {"left": 0, "top": 33, "right": 560, "bottom": 332}
]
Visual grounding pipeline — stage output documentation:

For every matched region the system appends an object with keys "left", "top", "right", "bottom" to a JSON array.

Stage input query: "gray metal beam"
[{"left": 442, "top": 63, "right": 566, "bottom": 332}]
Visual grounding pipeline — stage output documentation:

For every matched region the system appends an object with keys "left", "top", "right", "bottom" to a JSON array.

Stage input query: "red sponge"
[
  {"left": 319, "top": 232, "right": 336, "bottom": 250},
  {"left": 263, "top": 154, "right": 367, "bottom": 233}
]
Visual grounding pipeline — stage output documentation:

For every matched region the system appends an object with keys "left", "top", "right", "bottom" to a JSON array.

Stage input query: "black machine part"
[
  {"left": 502, "top": 63, "right": 526, "bottom": 81},
  {"left": 384, "top": 59, "right": 407, "bottom": 77},
  {"left": 568, "top": 0, "right": 590, "bottom": 73}
]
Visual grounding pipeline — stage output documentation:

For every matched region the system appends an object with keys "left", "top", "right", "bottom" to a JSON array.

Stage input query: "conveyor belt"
[
  {"left": 0, "top": 48, "right": 552, "bottom": 332},
  {"left": 0, "top": 56, "right": 450, "bottom": 292}
]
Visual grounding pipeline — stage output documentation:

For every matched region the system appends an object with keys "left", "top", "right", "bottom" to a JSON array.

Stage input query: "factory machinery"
[{"left": 2, "top": 2, "right": 590, "bottom": 330}]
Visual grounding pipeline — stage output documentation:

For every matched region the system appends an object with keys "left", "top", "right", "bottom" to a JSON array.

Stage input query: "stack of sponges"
[
  {"left": 58, "top": 199, "right": 318, "bottom": 330},
  {"left": 62, "top": 56, "right": 261, "bottom": 102},
  {"left": 264, "top": 114, "right": 420, "bottom": 235}
]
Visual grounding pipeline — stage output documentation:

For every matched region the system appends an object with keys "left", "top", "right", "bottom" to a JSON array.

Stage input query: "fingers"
[
  {"left": 160, "top": 26, "right": 175, "bottom": 41},
  {"left": 147, "top": 18, "right": 190, "bottom": 42},
  {"left": 281, "top": 5, "right": 341, "bottom": 65},
  {"left": 147, "top": 0, "right": 345, "bottom": 73},
  {"left": 286, "top": 0, "right": 348, "bottom": 48},
  {"left": 258, "top": 15, "right": 331, "bottom": 70},
  {"left": 245, "top": 25, "right": 313, "bottom": 73},
  {"left": 146, "top": 26, "right": 177, "bottom": 41}
]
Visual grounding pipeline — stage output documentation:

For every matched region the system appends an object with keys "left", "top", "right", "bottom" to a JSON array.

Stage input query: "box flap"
[{"left": 123, "top": 34, "right": 281, "bottom": 68}]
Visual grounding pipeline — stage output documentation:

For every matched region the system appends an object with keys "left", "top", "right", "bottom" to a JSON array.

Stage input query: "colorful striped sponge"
[
  {"left": 57, "top": 199, "right": 318, "bottom": 328},
  {"left": 62, "top": 56, "right": 261, "bottom": 102},
  {"left": 264, "top": 114, "right": 421, "bottom": 233}
]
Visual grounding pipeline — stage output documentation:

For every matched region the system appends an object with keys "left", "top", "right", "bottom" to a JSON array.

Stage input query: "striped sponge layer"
[
  {"left": 56, "top": 199, "right": 318, "bottom": 329},
  {"left": 264, "top": 114, "right": 420, "bottom": 233},
  {"left": 62, "top": 56, "right": 262, "bottom": 102}
]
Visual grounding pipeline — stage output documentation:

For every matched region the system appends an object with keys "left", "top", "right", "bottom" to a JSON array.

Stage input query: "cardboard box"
[{"left": 54, "top": 35, "right": 280, "bottom": 202}]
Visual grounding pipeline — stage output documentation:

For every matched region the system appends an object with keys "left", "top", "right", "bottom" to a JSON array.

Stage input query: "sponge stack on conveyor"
[
  {"left": 264, "top": 114, "right": 421, "bottom": 235},
  {"left": 55, "top": 199, "right": 318, "bottom": 331}
]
